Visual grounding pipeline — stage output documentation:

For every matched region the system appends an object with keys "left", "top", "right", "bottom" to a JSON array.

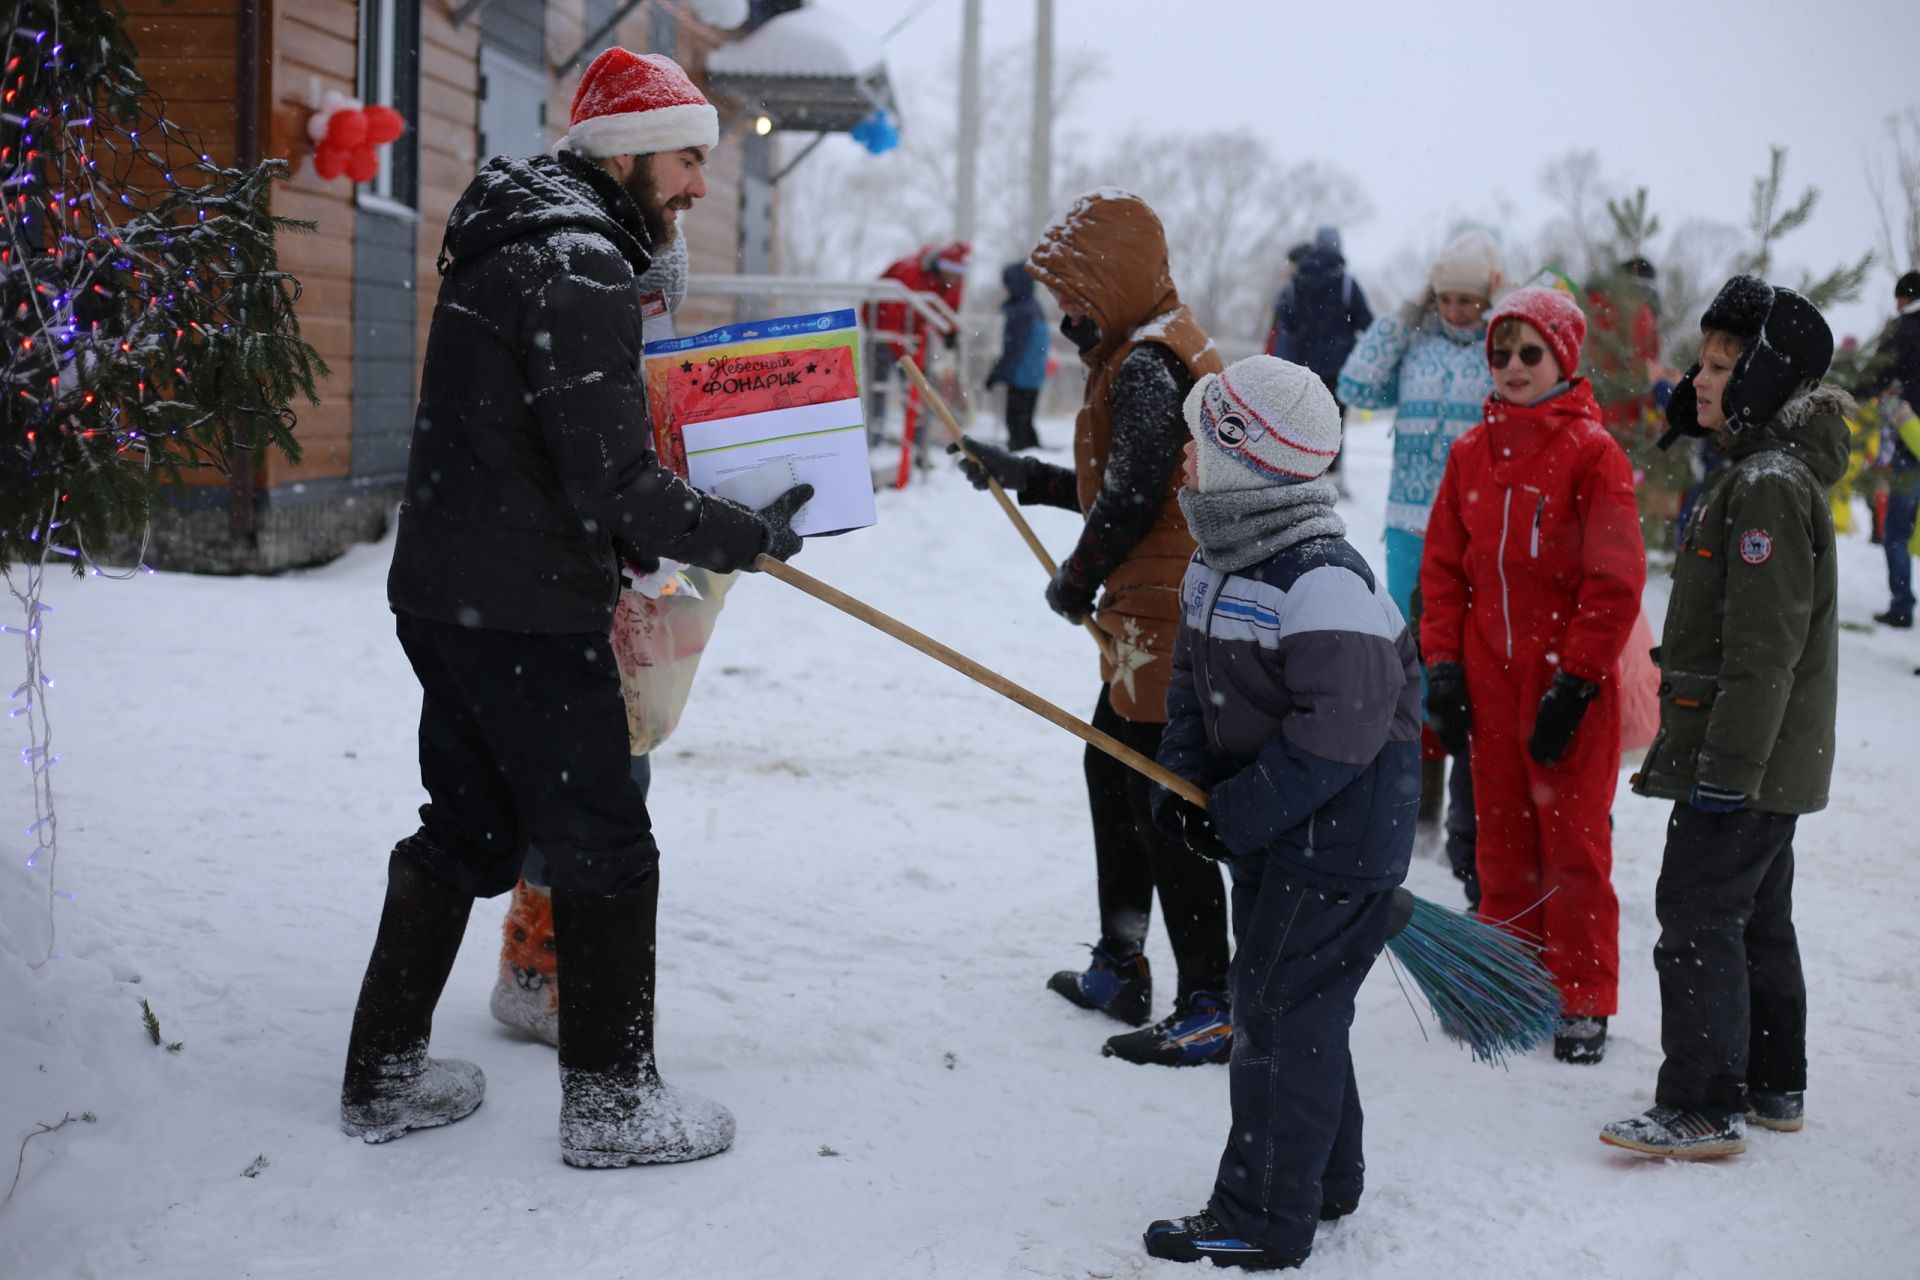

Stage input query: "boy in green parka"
[{"left": 1600, "top": 276, "right": 1851, "bottom": 1159}]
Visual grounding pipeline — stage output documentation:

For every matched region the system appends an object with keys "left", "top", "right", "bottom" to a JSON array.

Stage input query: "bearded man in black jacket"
[{"left": 341, "top": 48, "right": 809, "bottom": 1168}]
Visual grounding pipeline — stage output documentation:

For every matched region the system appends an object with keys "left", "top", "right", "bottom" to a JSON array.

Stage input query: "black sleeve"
[
  {"left": 522, "top": 241, "right": 768, "bottom": 574},
  {"left": 1017, "top": 458, "right": 1081, "bottom": 510},
  {"left": 1058, "top": 344, "right": 1191, "bottom": 593}
]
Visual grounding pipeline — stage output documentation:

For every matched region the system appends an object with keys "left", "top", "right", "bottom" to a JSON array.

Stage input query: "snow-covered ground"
[{"left": 4, "top": 420, "right": 1918, "bottom": 1278}]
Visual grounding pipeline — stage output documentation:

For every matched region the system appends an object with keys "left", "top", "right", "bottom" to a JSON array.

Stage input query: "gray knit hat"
[{"left": 1183, "top": 355, "right": 1343, "bottom": 491}]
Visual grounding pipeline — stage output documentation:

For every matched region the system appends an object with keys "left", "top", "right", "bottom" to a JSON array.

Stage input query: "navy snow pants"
[{"left": 1208, "top": 856, "right": 1395, "bottom": 1259}]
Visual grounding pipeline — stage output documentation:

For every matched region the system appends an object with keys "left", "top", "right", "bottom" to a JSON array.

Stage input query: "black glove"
[
  {"left": 753, "top": 483, "right": 814, "bottom": 563},
  {"left": 947, "top": 435, "right": 1034, "bottom": 493},
  {"left": 985, "top": 367, "right": 1004, "bottom": 390},
  {"left": 1527, "top": 670, "right": 1600, "bottom": 767},
  {"left": 1426, "top": 662, "right": 1471, "bottom": 758},
  {"left": 943, "top": 330, "right": 958, "bottom": 351},
  {"left": 1165, "top": 798, "right": 1232, "bottom": 862},
  {"left": 1045, "top": 561, "right": 1096, "bottom": 624}
]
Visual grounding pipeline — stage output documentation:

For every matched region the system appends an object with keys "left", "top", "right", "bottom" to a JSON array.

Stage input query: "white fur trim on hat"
[
  {"left": 1185, "top": 356, "right": 1342, "bottom": 492},
  {"left": 561, "top": 101, "right": 719, "bottom": 158}
]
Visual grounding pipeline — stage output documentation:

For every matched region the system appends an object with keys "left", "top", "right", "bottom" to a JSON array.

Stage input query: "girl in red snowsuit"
[{"left": 1419, "top": 286, "right": 1646, "bottom": 1062}]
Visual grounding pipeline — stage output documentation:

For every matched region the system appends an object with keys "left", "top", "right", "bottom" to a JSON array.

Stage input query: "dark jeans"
[
  {"left": 1317, "top": 372, "right": 1345, "bottom": 476},
  {"left": 1886, "top": 487, "right": 1917, "bottom": 615},
  {"left": 1444, "top": 755, "right": 1479, "bottom": 908},
  {"left": 1209, "top": 858, "right": 1394, "bottom": 1259},
  {"left": 1086, "top": 685, "right": 1230, "bottom": 997},
  {"left": 1653, "top": 804, "right": 1806, "bottom": 1114},
  {"left": 394, "top": 612, "right": 656, "bottom": 898},
  {"left": 1005, "top": 385, "right": 1041, "bottom": 451}
]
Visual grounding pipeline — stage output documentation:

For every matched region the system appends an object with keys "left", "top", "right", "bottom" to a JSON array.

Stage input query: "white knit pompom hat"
[
  {"left": 1183, "top": 355, "right": 1343, "bottom": 492},
  {"left": 1429, "top": 229, "right": 1503, "bottom": 300}
]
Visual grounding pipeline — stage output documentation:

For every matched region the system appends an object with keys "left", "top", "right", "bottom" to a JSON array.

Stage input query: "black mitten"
[
  {"left": 947, "top": 435, "right": 1034, "bottom": 494},
  {"left": 1165, "top": 798, "right": 1232, "bottom": 863},
  {"left": 1426, "top": 662, "right": 1472, "bottom": 758},
  {"left": 1527, "top": 670, "right": 1600, "bottom": 766},
  {"left": 754, "top": 484, "right": 814, "bottom": 563}
]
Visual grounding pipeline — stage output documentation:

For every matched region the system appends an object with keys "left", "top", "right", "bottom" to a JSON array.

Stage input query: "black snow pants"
[
  {"left": 1209, "top": 856, "right": 1395, "bottom": 1260},
  {"left": 1086, "top": 685, "right": 1230, "bottom": 998},
  {"left": 1444, "top": 755, "right": 1479, "bottom": 908},
  {"left": 1653, "top": 803, "right": 1806, "bottom": 1114},
  {"left": 394, "top": 611, "right": 657, "bottom": 898},
  {"left": 1004, "top": 385, "right": 1041, "bottom": 451}
]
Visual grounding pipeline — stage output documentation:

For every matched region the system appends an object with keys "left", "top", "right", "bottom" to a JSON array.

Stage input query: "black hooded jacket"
[{"left": 387, "top": 152, "right": 768, "bottom": 634}]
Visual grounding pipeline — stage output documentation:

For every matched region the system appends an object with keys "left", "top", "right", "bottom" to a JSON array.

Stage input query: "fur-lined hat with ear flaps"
[{"left": 1660, "top": 274, "right": 1834, "bottom": 447}]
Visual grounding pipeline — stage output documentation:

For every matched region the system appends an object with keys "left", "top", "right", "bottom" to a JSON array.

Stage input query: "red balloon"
[
  {"left": 363, "top": 104, "right": 406, "bottom": 146},
  {"left": 312, "top": 141, "right": 347, "bottom": 181},
  {"left": 324, "top": 109, "right": 369, "bottom": 150},
  {"left": 346, "top": 145, "right": 380, "bottom": 185}
]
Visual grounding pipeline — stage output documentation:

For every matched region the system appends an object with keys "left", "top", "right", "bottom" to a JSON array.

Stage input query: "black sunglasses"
[{"left": 1489, "top": 344, "right": 1548, "bottom": 369}]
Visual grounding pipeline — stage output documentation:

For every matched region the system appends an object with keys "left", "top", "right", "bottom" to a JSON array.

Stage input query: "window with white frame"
[{"left": 360, "top": 0, "right": 421, "bottom": 207}]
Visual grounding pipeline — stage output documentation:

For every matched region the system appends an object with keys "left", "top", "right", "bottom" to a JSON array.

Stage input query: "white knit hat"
[
  {"left": 557, "top": 48, "right": 718, "bottom": 158},
  {"left": 1429, "top": 229, "right": 1503, "bottom": 299},
  {"left": 1183, "top": 355, "right": 1342, "bottom": 492}
]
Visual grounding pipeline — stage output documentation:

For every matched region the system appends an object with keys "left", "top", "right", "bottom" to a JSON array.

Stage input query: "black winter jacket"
[{"left": 387, "top": 153, "right": 769, "bottom": 634}]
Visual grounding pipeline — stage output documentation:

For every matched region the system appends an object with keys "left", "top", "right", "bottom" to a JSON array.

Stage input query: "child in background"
[
  {"left": 1602, "top": 276, "right": 1847, "bottom": 1158},
  {"left": 1144, "top": 355, "right": 1420, "bottom": 1271},
  {"left": 1419, "top": 286, "right": 1646, "bottom": 1065},
  {"left": 985, "top": 261, "right": 1051, "bottom": 451}
]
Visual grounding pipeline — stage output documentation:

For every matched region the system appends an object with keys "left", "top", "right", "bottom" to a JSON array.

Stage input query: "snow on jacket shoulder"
[
  {"left": 388, "top": 153, "right": 767, "bottom": 635},
  {"left": 1338, "top": 313, "right": 1493, "bottom": 534},
  {"left": 1419, "top": 380, "right": 1646, "bottom": 683},
  {"left": 1158, "top": 537, "right": 1422, "bottom": 892},
  {"left": 1633, "top": 386, "right": 1850, "bottom": 813}
]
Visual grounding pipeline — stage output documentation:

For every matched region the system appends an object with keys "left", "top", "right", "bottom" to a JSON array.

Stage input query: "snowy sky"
[{"left": 863, "top": 0, "right": 1918, "bottom": 342}]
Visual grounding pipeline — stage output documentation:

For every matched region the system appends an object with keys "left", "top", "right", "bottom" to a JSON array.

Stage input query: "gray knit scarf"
[{"left": 1178, "top": 479, "right": 1346, "bottom": 573}]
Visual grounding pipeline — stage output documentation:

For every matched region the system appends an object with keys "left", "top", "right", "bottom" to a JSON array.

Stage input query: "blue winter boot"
[
  {"left": 1143, "top": 1210, "right": 1305, "bottom": 1271},
  {"left": 1046, "top": 942, "right": 1151, "bottom": 1026},
  {"left": 1102, "top": 990, "right": 1231, "bottom": 1066}
]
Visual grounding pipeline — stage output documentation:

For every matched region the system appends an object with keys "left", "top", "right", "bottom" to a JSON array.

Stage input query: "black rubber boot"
[
  {"left": 553, "top": 874, "right": 735, "bottom": 1168},
  {"left": 340, "top": 843, "right": 485, "bottom": 1143}
]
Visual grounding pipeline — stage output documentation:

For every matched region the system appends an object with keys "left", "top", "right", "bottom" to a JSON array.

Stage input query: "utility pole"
[
  {"left": 1028, "top": 0, "right": 1053, "bottom": 247},
  {"left": 955, "top": 0, "right": 981, "bottom": 247}
]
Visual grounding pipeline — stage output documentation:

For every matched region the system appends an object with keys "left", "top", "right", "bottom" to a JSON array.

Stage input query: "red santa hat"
[
  {"left": 933, "top": 240, "right": 971, "bottom": 276},
  {"left": 558, "top": 48, "right": 718, "bottom": 158},
  {"left": 1486, "top": 285, "right": 1588, "bottom": 377}
]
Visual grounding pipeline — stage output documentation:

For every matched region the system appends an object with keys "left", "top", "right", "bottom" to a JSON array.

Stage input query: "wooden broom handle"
[
  {"left": 754, "top": 554, "right": 1208, "bottom": 808},
  {"left": 899, "top": 356, "right": 1118, "bottom": 667}
]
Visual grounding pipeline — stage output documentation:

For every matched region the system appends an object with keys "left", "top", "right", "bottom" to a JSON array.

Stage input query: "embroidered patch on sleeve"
[{"left": 1739, "top": 529, "right": 1774, "bottom": 565}]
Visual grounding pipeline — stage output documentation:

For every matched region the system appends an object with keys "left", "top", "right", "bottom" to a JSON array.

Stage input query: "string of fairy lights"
[{"left": 4, "top": 5, "right": 318, "bottom": 964}]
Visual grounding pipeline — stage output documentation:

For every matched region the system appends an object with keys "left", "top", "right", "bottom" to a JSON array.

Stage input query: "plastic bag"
[{"left": 609, "top": 564, "right": 738, "bottom": 754}]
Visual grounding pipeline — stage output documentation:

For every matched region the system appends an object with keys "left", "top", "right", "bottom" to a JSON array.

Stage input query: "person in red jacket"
[
  {"left": 1419, "top": 285, "right": 1647, "bottom": 1065},
  {"left": 864, "top": 240, "right": 969, "bottom": 443}
]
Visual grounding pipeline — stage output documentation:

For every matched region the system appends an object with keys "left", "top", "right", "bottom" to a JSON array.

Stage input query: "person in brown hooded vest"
[{"left": 953, "top": 189, "right": 1232, "bottom": 1066}]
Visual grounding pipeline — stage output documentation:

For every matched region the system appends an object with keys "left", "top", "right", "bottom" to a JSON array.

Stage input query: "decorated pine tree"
[
  {"left": 2, "top": 0, "right": 322, "bottom": 563},
  {"left": 3, "top": 0, "right": 323, "bottom": 963}
]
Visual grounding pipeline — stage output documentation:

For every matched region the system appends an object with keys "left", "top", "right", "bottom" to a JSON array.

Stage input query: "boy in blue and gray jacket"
[{"left": 1143, "top": 355, "right": 1422, "bottom": 1272}]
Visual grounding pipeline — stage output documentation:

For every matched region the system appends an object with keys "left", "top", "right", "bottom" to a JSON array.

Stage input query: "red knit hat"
[
  {"left": 559, "top": 48, "right": 718, "bottom": 158},
  {"left": 1487, "top": 285, "right": 1587, "bottom": 377},
  {"left": 933, "top": 240, "right": 971, "bottom": 276}
]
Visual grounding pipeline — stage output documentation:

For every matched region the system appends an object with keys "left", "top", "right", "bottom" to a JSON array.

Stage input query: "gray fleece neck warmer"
[{"left": 1178, "top": 479, "right": 1346, "bottom": 573}]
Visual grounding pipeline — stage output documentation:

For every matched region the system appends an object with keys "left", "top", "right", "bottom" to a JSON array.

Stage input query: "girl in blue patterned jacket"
[{"left": 1141, "top": 355, "right": 1422, "bottom": 1273}]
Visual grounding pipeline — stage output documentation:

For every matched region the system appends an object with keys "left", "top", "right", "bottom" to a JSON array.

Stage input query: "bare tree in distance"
[
  {"left": 775, "top": 41, "right": 1106, "bottom": 287},
  {"left": 1059, "top": 132, "right": 1372, "bottom": 343},
  {"left": 1866, "top": 107, "right": 1920, "bottom": 282}
]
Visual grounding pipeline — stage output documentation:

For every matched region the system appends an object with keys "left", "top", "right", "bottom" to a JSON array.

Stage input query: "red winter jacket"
[
  {"left": 865, "top": 249, "right": 964, "bottom": 359},
  {"left": 1420, "top": 379, "right": 1645, "bottom": 683}
]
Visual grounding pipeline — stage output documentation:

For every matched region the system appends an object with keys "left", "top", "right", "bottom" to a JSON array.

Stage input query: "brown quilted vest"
[{"left": 1028, "top": 190, "right": 1223, "bottom": 723}]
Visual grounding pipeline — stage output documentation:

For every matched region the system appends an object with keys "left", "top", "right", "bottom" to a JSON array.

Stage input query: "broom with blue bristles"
[{"left": 1383, "top": 886, "right": 1563, "bottom": 1066}]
